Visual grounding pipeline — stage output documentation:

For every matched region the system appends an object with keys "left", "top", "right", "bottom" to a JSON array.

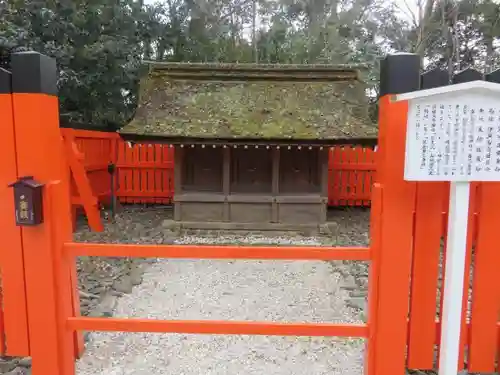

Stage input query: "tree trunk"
[
  {"left": 252, "top": 0, "right": 258, "bottom": 63},
  {"left": 485, "top": 37, "right": 494, "bottom": 74},
  {"left": 415, "top": 0, "right": 436, "bottom": 63}
]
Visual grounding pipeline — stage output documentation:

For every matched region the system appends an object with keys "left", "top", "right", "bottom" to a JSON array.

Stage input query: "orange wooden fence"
[
  {"left": 115, "top": 142, "right": 175, "bottom": 204},
  {"left": 53, "top": 130, "right": 500, "bottom": 373},
  {"left": 67, "top": 129, "right": 376, "bottom": 208},
  {"left": 70, "top": 130, "right": 116, "bottom": 204},
  {"left": 1, "top": 52, "right": 498, "bottom": 375},
  {"left": 329, "top": 145, "right": 376, "bottom": 206},
  {"left": 407, "top": 181, "right": 500, "bottom": 373}
]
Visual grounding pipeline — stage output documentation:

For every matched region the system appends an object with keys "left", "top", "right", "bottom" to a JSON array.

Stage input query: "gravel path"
[{"left": 74, "top": 207, "right": 370, "bottom": 375}]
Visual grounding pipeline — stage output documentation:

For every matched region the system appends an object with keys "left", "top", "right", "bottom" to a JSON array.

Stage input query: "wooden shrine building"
[{"left": 119, "top": 62, "right": 376, "bottom": 231}]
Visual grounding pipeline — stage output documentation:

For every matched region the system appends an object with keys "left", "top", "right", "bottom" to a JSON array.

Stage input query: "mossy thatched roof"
[{"left": 120, "top": 62, "right": 377, "bottom": 142}]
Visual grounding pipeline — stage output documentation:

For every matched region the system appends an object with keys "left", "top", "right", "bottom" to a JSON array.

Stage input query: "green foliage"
[
  {"left": 0, "top": 0, "right": 162, "bottom": 128},
  {"left": 3, "top": 0, "right": 500, "bottom": 130}
]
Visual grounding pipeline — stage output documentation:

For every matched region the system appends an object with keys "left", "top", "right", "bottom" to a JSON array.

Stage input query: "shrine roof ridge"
[{"left": 142, "top": 61, "right": 364, "bottom": 83}]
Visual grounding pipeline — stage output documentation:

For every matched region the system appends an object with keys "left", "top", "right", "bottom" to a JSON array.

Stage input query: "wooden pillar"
[
  {"left": 0, "top": 68, "right": 30, "bottom": 356},
  {"left": 173, "top": 145, "right": 183, "bottom": 221},
  {"left": 11, "top": 51, "right": 76, "bottom": 375},
  {"left": 223, "top": 146, "right": 230, "bottom": 221},
  {"left": 271, "top": 147, "right": 280, "bottom": 222},
  {"left": 367, "top": 53, "right": 420, "bottom": 375}
]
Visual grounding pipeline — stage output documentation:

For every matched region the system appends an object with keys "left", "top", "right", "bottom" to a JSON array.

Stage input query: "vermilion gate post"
[
  {"left": 15, "top": 51, "right": 429, "bottom": 375},
  {"left": 372, "top": 53, "right": 420, "bottom": 374},
  {"left": 0, "top": 64, "right": 30, "bottom": 356},
  {"left": 9, "top": 52, "right": 81, "bottom": 374}
]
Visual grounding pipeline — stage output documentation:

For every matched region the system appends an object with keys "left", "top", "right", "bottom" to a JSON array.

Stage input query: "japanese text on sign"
[{"left": 405, "top": 94, "right": 500, "bottom": 181}]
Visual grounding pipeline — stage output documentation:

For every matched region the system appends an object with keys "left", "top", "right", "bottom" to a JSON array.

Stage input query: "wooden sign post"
[{"left": 396, "top": 80, "right": 500, "bottom": 375}]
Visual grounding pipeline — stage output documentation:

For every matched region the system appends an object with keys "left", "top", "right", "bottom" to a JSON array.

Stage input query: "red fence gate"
[
  {"left": 0, "top": 52, "right": 498, "bottom": 375},
  {"left": 65, "top": 130, "right": 376, "bottom": 209}
]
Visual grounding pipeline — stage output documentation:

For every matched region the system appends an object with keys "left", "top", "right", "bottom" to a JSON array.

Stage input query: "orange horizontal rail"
[
  {"left": 66, "top": 131, "right": 120, "bottom": 140},
  {"left": 116, "top": 191, "right": 173, "bottom": 198},
  {"left": 64, "top": 243, "right": 371, "bottom": 260},
  {"left": 329, "top": 163, "right": 375, "bottom": 171},
  {"left": 116, "top": 162, "right": 173, "bottom": 169},
  {"left": 332, "top": 194, "right": 372, "bottom": 200},
  {"left": 83, "top": 163, "right": 109, "bottom": 172},
  {"left": 67, "top": 317, "right": 369, "bottom": 337}
]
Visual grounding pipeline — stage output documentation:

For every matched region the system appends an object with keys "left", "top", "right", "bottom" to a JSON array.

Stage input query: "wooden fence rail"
[{"left": 68, "top": 129, "right": 376, "bottom": 208}]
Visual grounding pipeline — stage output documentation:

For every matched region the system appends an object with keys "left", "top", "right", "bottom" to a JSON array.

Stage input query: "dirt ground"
[{"left": 0, "top": 205, "right": 449, "bottom": 374}]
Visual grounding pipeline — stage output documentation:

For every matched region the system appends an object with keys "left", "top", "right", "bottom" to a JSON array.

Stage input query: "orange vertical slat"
[
  {"left": 125, "top": 142, "right": 134, "bottom": 203},
  {"left": 373, "top": 96, "right": 416, "bottom": 375},
  {"left": 345, "top": 146, "right": 353, "bottom": 205},
  {"left": 329, "top": 147, "right": 336, "bottom": 205},
  {"left": 368, "top": 148, "right": 376, "bottom": 205},
  {"left": 47, "top": 182, "right": 80, "bottom": 375},
  {"left": 110, "top": 136, "right": 117, "bottom": 205},
  {"left": 154, "top": 144, "right": 161, "bottom": 204},
  {"left": 358, "top": 147, "right": 364, "bottom": 205},
  {"left": 133, "top": 144, "right": 141, "bottom": 204},
  {"left": 167, "top": 145, "right": 175, "bottom": 203},
  {"left": 355, "top": 147, "right": 365, "bottom": 206},
  {"left": 146, "top": 144, "right": 155, "bottom": 204},
  {"left": 347, "top": 147, "right": 356, "bottom": 205},
  {"left": 342, "top": 147, "right": 350, "bottom": 205},
  {"left": 140, "top": 144, "right": 148, "bottom": 202},
  {"left": 339, "top": 146, "right": 349, "bottom": 205},
  {"left": 330, "top": 147, "right": 341, "bottom": 206},
  {"left": 407, "top": 181, "right": 446, "bottom": 369},
  {"left": 365, "top": 183, "right": 382, "bottom": 374},
  {"left": 340, "top": 146, "right": 350, "bottom": 205},
  {"left": 336, "top": 146, "right": 343, "bottom": 205},
  {"left": 327, "top": 147, "right": 332, "bottom": 205},
  {"left": 363, "top": 148, "right": 372, "bottom": 206},
  {"left": 327, "top": 147, "right": 334, "bottom": 205},
  {"left": 150, "top": 144, "right": 157, "bottom": 204},
  {"left": 118, "top": 141, "right": 125, "bottom": 203},
  {"left": 121, "top": 140, "right": 130, "bottom": 204},
  {"left": 163, "top": 145, "right": 168, "bottom": 204},
  {"left": 0, "top": 68, "right": 30, "bottom": 356},
  {"left": 356, "top": 147, "right": 365, "bottom": 206},
  {"left": 116, "top": 140, "right": 124, "bottom": 203},
  {"left": 467, "top": 182, "right": 500, "bottom": 373}
]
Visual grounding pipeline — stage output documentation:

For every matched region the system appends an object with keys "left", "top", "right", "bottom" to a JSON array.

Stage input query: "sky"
[
  {"left": 143, "top": 0, "right": 422, "bottom": 53},
  {"left": 143, "top": 0, "right": 421, "bottom": 25}
]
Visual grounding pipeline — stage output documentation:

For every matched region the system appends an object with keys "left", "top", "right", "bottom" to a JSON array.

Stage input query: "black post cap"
[
  {"left": 421, "top": 68, "right": 449, "bottom": 89},
  {"left": 0, "top": 68, "right": 12, "bottom": 94},
  {"left": 11, "top": 52, "right": 57, "bottom": 95},
  {"left": 452, "top": 68, "right": 483, "bottom": 84},
  {"left": 379, "top": 53, "right": 421, "bottom": 96},
  {"left": 486, "top": 68, "right": 500, "bottom": 84}
]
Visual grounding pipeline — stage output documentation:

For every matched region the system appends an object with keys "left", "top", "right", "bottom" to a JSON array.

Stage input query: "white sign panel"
[{"left": 404, "top": 92, "right": 500, "bottom": 181}]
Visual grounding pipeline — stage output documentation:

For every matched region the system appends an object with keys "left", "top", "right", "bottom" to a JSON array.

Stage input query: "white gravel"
[{"left": 75, "top": 235, "right": 366, "bottom": 375}]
